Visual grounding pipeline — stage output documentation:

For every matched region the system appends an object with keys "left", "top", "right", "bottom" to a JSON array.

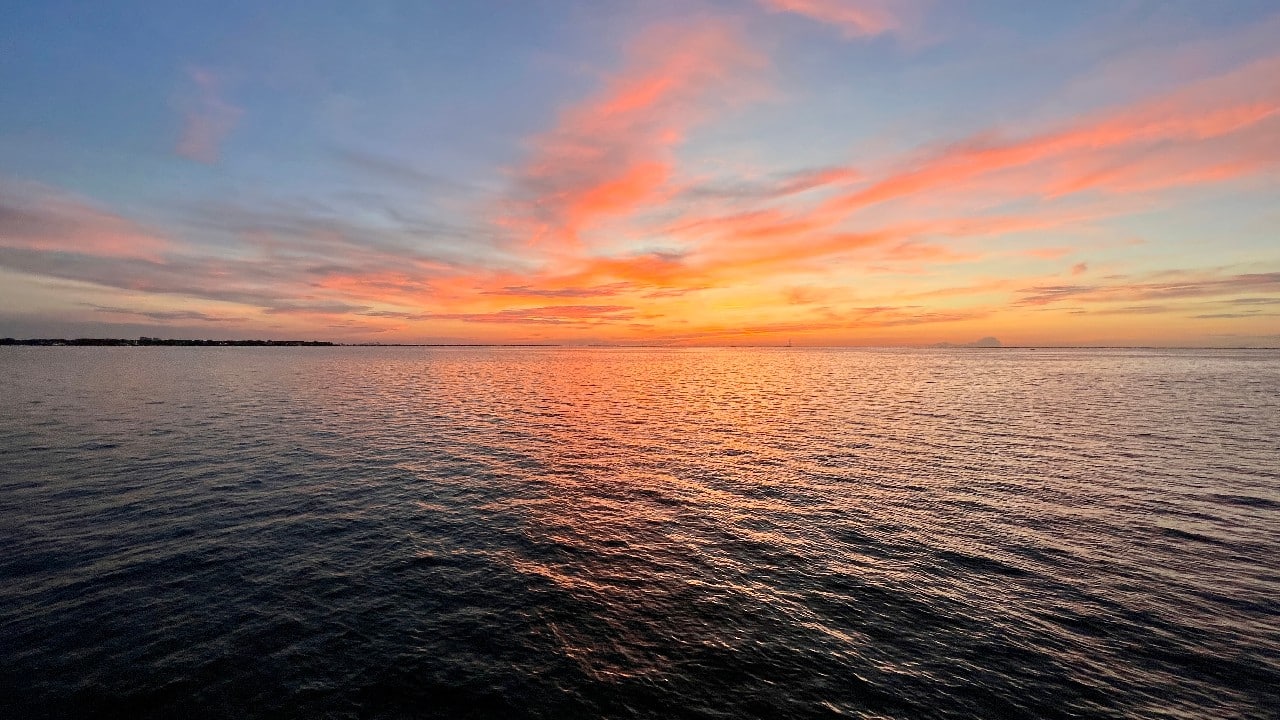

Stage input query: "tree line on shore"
[{"left": 0, "top": 337, "right": 334, "bottom": 346}]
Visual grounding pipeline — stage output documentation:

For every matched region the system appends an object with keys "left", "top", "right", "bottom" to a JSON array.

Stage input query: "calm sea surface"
[{"left": 1, "top": 347, "right": 1277, "bottom": 719}]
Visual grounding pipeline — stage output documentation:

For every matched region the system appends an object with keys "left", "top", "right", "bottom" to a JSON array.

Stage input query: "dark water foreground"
[{"left": 1, "top": 347, "right": 1277, "bottom": 719}]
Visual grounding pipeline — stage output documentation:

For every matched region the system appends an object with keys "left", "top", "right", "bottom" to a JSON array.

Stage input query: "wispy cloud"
[
  {"left": 679, "top": 166, "right": 862, "bottom": 201},
  {"left": 88, "top": 304, "right": 245, "bottom": 323},
  {"left": 175, "top": 67, "right": 242, "bottom": 164},
  {"left": 1191, "top": 312, "right": 1279, "bottom": 319},
  {"left": 758, "top": 0, "right": 900, "bottom": 38},
  {"left": 483, "top": 283, "right": 634, "bottom": 299},
  {"left": 812, "top": 58, "right": 1280, "bottom": 220},
  {"left": 0, "top": 183, "right": 468, "bottom": 325},
  {"left": 433, "top": 305, "right": 636, "bottom": 326},
  {"left": 332, "top": 148, "right": 474, "bottom": 193},
  {"left": 0, "top": 182, "right": 169, "bottom": 260},
  {"left": 505, "top": 18, "right": 767, "bottom": 252},
  {"left": 1016, "top": 271, "right": 1280, "bottom": 307}
]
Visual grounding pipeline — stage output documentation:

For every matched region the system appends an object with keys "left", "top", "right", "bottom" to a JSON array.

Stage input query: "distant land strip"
[
  {"left": 1, "top": 337, "right": 335, "bottom": 346},
  {"left": 0, "top": 337, "right": 564, "bottom": 347}
]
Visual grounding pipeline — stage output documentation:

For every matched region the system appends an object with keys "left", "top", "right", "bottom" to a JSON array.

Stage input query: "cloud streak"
[
  {"left": 506, "top": 18, "right": 767, "bottom": 252},
  {"left": 88, "top": 305, "right": 245, "bottom": 323},
  {"left": 1016, "top": 272, "right": 1280, "bottom": 307},
  {"left": 813, "top": 55, "right": 1280, "bottom": 220},
  {"left": 0, "top": 182, "right": 169, "bottom": 260},
  {"left": 758, "top": 0, "right": 900, "bottom": 38}
]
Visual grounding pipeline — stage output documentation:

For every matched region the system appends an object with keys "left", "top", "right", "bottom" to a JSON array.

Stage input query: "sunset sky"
[{"left": 1, "top": 0, "right": 1277, "bottom": 345}]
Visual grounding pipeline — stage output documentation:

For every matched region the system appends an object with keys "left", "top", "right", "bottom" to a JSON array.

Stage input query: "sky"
[{"left": 1, "top": 0, "right": 1278, "bottom": 346}]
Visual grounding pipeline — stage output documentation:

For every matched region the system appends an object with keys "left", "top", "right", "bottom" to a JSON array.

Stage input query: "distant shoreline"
[
  {"left": 1, "top": 338, "right": 338, "bottom": 347},
  {"left": 0, "top": 338, "right": 559, "bottom": 347}
]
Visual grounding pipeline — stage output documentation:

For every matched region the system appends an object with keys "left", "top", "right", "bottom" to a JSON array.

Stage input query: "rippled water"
[{"left": 1, "top": 347, "right": 1277, "bottom": 718}]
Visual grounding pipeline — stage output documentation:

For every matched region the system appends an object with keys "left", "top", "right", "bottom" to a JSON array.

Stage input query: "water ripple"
[{"left": 1, "top": 346, "right": 1277, "bottom": 718}]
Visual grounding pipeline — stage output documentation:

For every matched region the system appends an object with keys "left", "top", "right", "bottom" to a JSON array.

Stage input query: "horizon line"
[{"left": 2, "top": 337, "right": 1276, "bottom": 351}]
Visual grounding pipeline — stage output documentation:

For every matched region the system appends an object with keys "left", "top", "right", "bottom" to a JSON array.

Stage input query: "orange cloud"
[
  {"left": 430, "top": 206, "right": 1082, "bottom": 322},
  {"left": 1043, "top": 118, "right": 1280, "bottom": 197},
  {"left": 665, "top": 206, "right": 1098, "bottom": 287},
  {"left": 311, "top": 270, "right": 436, "bottom": 306},
  {"left": 883, "top": 240, "right": 976, "bottom": 262},
  {"left": 507, "top": 18, "right": 766, "bottom": 252},
  {"left": 818, "top": 55, "right": 1280, "bottom": 217}
]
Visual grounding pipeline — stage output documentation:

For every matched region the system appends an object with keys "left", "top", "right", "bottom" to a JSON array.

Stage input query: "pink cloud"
[
  {"left": 176, "top": 68, "right": 242, "bottom": 164},
  {"left": 0, "top": 182, "right": 169, "bottom": 260},
  {"left": 507, "top": 18, "right": 767, "bottom": 252},
  {"left": 758, "top": 0, "right": 900, "bottom": 38},
  {"left": 817, "top": 55, "right": 1280, "bottom": 217}
]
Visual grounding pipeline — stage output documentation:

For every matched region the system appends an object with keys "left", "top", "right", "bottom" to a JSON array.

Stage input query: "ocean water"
[{"left": 1, "top": 346, "right": 1277, "bottom": 719}]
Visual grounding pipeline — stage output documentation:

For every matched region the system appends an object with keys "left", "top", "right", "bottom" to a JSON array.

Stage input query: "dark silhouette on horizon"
[{"left": 0, "top": 337, "right": 335, "bottom": 347}]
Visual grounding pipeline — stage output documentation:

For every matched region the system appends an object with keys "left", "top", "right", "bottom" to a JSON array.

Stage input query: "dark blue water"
[{"left": 1, "top": 347, "right": 1278, "bottom": 718}]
